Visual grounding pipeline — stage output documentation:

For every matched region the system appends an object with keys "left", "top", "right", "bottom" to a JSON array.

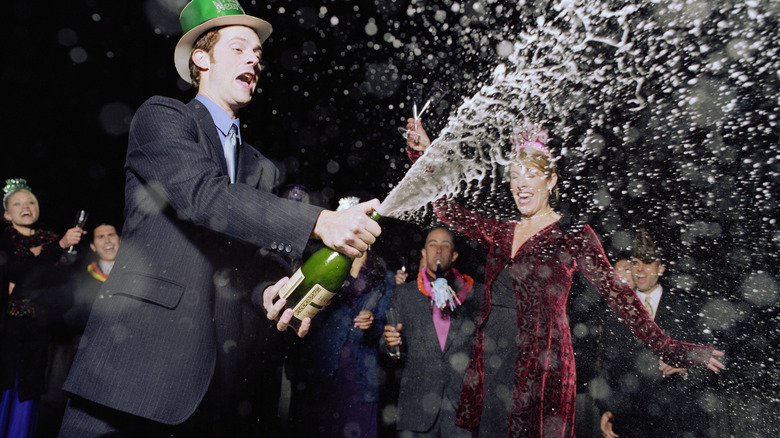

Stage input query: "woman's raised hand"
[
  {"left": 406, "top": 117, "right": 431, "bottom": 152},
  {"left": 59, "top": 226, "right": 86, "bottom": 249}
]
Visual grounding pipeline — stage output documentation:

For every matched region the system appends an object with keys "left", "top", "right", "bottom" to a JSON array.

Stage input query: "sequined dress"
[{"left": 431, "top": 199, "right": 714, "bottom": 437}]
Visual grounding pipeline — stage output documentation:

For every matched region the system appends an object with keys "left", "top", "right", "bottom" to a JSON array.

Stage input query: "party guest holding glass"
[
  {"left": 287, "top": 197, "right": 394, "bottom": 438},
  {"left": 0, "top": 178, "right": 84, "bottom": 438},
  {"left": 403, "top": 119, "right": 725, "bottom": 437}
]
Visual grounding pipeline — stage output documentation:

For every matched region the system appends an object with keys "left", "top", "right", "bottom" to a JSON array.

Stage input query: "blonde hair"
[
  {"left": 3, "top": 188, "right": 38, "bottom": 212},
  {"left": 509, "top": 148, "right": 560, "bottom": 207}
]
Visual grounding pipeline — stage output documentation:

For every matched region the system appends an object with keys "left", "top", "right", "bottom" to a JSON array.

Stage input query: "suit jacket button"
[
  {"left": 285, "top": 245, "right": 292, "bottom": 253},
  {"left": 271, "top": 242, "right": 277, "bottom": 250}
]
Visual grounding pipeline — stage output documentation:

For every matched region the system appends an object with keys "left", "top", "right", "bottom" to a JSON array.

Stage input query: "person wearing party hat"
[
  {"left": 0, "top": 178, "right": 84, "bottom": 438},
  {"left": 402, "top": 119, "right": 725, "bottom": 437},
  {"left": 58, "top": 1, "right": 381, "bottom": 436}
]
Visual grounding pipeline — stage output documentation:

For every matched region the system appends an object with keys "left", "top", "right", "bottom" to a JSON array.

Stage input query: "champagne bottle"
[{"left": 276, "top": 211, "right": 381, "bottom": 328}]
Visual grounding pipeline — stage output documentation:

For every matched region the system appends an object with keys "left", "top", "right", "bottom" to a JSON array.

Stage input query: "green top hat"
[{"left": 174, "top": 0, "right": 272, "bottom": 84}]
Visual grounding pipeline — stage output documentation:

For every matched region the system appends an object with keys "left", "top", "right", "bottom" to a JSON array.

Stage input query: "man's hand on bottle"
[
  {"left": 312, "top": 199, "right": 382, "bottom": 258},
  {"left": 263, "top": 277, "right": 311, "bottom": 338}
]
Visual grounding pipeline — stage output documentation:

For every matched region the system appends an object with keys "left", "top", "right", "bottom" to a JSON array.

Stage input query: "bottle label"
[
  {"left": 292, "top": 285, "right": 336, "bottom": 320},
  {"left": 278, "top": 269, "right": 305, "bottom": 300}
]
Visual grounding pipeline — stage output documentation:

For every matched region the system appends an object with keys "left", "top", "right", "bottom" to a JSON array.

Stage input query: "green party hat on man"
[{"left": 174, "top": 0, "right": 272, "bottom": 83}]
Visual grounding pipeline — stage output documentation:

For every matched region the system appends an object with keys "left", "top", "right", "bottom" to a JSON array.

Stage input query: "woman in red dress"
[{"left": 403, "top": 120, "right": 725, "bottom": 437}]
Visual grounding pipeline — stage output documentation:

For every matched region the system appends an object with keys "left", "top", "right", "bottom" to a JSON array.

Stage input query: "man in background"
[
  {"left": 598, "top": 227, "right": 716, "bottom": 437},
  {"left": 40, "top": 223, "right": 121, "bottom": 437},
  {"left": 65, "top": 223, "right": 120, "bottom": 328},
  {"left": 383, "top": 227, "right": 483, "bottom": 438}
]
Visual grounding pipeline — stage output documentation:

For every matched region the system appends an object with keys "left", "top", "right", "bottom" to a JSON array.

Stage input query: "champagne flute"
[
  {"left": 398, "top": 82, "right": 446, "bottom": 139},
  {"left": 408, "top": 82, "right": 426, "bottom": 122},
  {"left": 352, "top": 289, "right": 381, "bottom": 333},
  {"left": 386, "top": 308, "right": 402, "bottom": 359},
  {"left": 68, "top": 210, "right": 88, "bottom": 253},
  {"left": 394, "top": 256, "right": 409, "bottom": 286}
]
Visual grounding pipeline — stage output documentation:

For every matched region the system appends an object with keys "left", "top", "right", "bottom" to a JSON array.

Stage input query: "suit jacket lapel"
[
  {"left": 655, "top": 293, "right": 666, "bottom": 322},
  {"left": 412, "top": 291, "right": 442, "bottom": 354},
  {"left": 442, "top": 306, "right": 462, "bottom": 355},
  {"left": 439, "top": 277, "right": 475, "bottom": 355},
  {"left": 187, "top": 99, "right": 278, "bottom": 190},
  {"left": 187, "top": 99, "right": 229, "bottom": 176},
  {"left": 239, "top": 144, "right": 280, "bottom": 191},
  {"left": 237, "top": 143, "right": 259, "bottom": 187}
]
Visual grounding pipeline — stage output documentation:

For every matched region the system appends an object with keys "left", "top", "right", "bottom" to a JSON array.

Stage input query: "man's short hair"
[
  {"left": 189, "top": 27, "right": 223, "bottom": 88},
  {"left": 631, "top": 226, "right": 663, "bottom": 264},
  {"left": 92, "top": 223, "right": 120, "bottom": 243},
  {"left": 425, "top": 225, "right": 457, "bottom": 251}
]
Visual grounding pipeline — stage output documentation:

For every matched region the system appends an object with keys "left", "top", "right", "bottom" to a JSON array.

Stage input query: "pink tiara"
[{"left": 510, "top": 121, "right": 552, "bottom": 158}]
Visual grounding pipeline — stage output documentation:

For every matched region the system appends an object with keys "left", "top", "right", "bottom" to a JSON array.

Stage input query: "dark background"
[
  {"left": 3, "top": 0, "right": 499, "bottom": 279},
  {"left": 2, "top": 0, "right": 778, "bottom": 433}
]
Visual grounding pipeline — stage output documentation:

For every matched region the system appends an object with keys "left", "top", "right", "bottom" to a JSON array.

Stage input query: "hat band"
[{"left": 180, "top": 0, "right": 246, "bottom": 34}]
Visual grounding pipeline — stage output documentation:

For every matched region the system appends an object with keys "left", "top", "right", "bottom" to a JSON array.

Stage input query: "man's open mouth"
[{"left": 237, "top": 73, "right": 255, "bottom": 86}]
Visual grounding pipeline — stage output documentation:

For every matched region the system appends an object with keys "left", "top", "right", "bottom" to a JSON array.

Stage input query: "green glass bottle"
[{"left": 276, "top": 211, "right": 381, "bottom": 328}]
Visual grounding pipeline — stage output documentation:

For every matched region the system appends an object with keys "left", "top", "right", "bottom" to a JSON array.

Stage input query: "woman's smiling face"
[
  {"left": 509, "top": 162, "right": 557, "bottom": 217},
  {"left": 3, "top": 190, "right": 39, "bottom": 228}
]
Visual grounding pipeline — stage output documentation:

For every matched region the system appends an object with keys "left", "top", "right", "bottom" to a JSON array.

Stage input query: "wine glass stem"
[{"left": 418, "top": 99, "right": 431, "bottom": 118}]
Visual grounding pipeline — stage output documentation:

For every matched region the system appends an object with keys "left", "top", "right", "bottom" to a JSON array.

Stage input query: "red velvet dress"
[{"left": 431, "top": 199, "right": 714, "bottom": 437}]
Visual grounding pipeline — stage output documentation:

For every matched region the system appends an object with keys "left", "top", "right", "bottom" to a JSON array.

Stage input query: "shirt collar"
[
  {"left": 195, "top": 94, "right": 241, "bottom": 140},
  {"left": 647, "top": 284, "right": 663, "bottom": 300},
  {"left": 636, "top": 284, "right": 663, "bottom": 311},
  {"left": 98, "top": 260, "right": 113, "bottom": 276}
]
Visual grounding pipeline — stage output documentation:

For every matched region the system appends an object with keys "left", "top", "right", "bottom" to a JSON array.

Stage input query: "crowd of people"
[
  {"left": 0, "top": 184, "right": 727, "bottom": 438},
  {"left": 1, "top": 1, "right": 728, "bottom": 437}
]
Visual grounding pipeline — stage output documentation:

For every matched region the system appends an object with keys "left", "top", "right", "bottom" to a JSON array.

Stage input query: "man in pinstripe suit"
[{"left": 57, "top": 1, "right": 381, "bottom": 436}]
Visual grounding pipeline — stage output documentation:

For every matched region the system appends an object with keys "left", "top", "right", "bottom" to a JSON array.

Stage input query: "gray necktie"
[{"left": 226, "top": 124, "right": 238, "bottom": 183}]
